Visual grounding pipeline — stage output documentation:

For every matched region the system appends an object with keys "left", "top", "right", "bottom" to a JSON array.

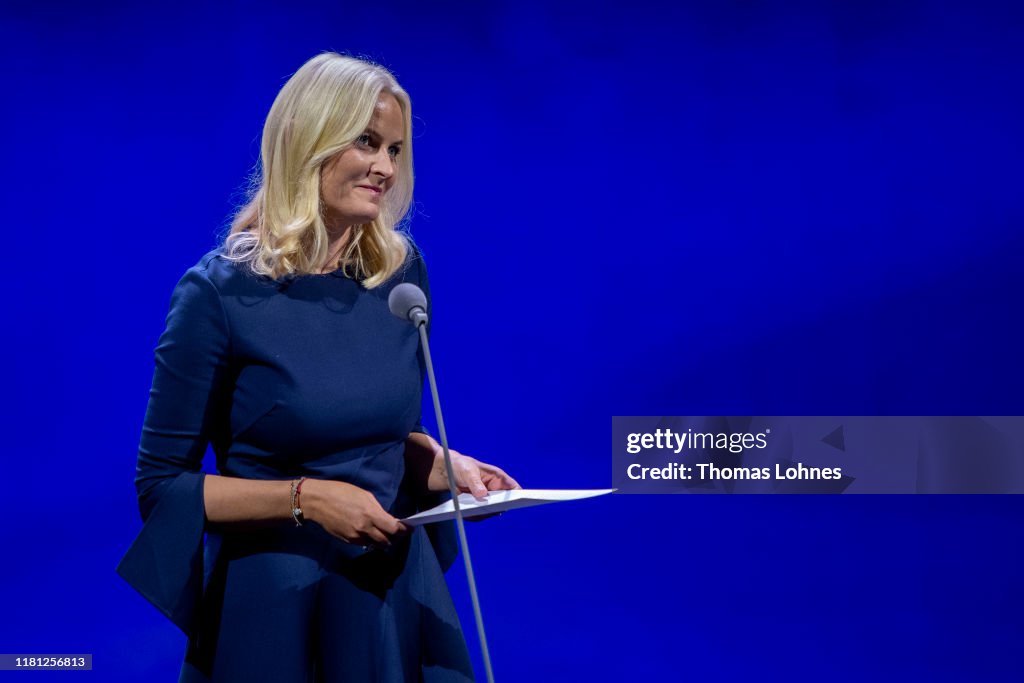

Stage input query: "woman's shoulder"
[{"left": 184, "top": 246, "right": 273, "bottom": 294}]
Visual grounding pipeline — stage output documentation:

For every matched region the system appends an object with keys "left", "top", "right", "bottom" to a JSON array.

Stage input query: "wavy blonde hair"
[{"left": 225, "top": 53, "right": 414, "bottom": 286}]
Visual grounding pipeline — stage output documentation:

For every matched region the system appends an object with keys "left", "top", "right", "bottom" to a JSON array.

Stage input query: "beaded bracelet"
[{"left": 290, "top": 477, "right": 307, "bottom": 526}]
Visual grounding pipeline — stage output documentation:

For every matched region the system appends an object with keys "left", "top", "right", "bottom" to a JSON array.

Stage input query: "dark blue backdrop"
[{"left": 2, "top": 1, "right": 1021, "bottom": 680}]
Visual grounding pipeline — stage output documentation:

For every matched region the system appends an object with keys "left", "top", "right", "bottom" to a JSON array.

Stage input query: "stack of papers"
[{"left": 402, "top": 489, "right": 614, "bottom": 526}]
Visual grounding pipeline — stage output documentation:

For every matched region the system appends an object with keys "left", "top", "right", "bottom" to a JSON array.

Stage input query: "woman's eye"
[
  {"left": 388, "top": 146, "right": 401, "bottom": 160},
  {"left": 356, "top": 134, "right": 372, "bottom": 147}
]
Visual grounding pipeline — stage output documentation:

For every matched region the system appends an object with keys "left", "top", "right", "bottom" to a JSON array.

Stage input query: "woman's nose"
[{"left": 371, "top": 149, "right": 394, "bottom": 179}]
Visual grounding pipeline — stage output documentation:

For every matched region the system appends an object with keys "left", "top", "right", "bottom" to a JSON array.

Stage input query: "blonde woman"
[{"left": 118, "top": 52, "right": 518, "bottom": 682}]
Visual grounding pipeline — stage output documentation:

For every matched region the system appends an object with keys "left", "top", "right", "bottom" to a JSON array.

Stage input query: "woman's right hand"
[{"left": 301, "top": 479, "right": 408, "bottom": 547}]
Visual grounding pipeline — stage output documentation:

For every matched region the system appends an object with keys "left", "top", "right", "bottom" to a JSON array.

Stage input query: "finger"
[
  {"left": 373, "top": 510, "right": 407, "bottom": 537},
  {"left": 462, "top": 469, "right": 488, "bottom": 500},
  {"left": 364, "top": 527, "right": 390, "bottom": 547},
  {"left": 495, "top": 472, "right": 520, "bottom": 489},
  {"left": 482, "top": 467, "right": 520, "bottom": 490}
]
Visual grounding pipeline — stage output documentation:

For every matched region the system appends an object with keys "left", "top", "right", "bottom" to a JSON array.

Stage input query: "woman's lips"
[{"left": 357, "top": 185, "right": 382, "bottom": 195}]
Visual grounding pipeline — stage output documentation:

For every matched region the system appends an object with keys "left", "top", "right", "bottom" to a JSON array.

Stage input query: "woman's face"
[{"left": 320, "top": 93, "right": 404, "bottom": 232}]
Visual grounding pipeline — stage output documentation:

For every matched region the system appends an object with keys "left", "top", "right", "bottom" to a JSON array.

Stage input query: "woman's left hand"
[{"left": 427, "top": 448, "right": 520, "bottom": 500}]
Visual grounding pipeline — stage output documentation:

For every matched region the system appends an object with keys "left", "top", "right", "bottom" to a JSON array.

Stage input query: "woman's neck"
[{"left": 322, "top": 225, "right": 353, "bottom": 273}]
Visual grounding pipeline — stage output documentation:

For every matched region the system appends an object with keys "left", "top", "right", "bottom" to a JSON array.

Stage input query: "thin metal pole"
[{"left": 417, "top": 323, "right": 496, "bottom": 683}]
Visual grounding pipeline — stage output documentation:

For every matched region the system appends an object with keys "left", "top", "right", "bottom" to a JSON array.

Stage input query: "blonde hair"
[{"left": 225, "top": 53, "right": 414, "bottom": 286}]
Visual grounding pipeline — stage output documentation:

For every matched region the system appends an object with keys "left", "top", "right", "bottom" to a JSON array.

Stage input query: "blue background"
[{"left": 2, "top": 0, "right": 1022, "bottom": 680}]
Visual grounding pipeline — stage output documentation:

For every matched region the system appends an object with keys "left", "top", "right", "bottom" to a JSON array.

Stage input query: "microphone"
[
  {"left": 388, "top": 282, "right": 429, "bottom": 328},
  {"left": 388, "top": 281, "right": 496, "bottom": 683}
]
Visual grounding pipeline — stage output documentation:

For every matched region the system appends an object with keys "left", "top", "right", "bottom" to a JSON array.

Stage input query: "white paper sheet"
[{"left": 401, "top": 488, "right": 615, "bottom": 526}]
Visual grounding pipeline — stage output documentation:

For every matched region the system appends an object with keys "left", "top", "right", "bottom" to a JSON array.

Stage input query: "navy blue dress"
[{"left": 117, "top": 244, "right": 474, "bottom": 682}]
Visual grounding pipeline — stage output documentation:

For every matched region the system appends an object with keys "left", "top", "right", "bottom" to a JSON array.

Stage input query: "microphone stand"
[{"left": 415, "top": 321, "right": 496, "bottom": 683}]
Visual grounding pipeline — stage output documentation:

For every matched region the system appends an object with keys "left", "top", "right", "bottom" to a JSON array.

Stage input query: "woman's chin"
[{"left": 345, "top": 209, "right": 381, "bottom": 226}]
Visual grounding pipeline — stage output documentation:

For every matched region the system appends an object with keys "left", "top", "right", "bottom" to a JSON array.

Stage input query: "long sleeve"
[{"left": 117, "top": 262, "right": 231, "bottom": 634}]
